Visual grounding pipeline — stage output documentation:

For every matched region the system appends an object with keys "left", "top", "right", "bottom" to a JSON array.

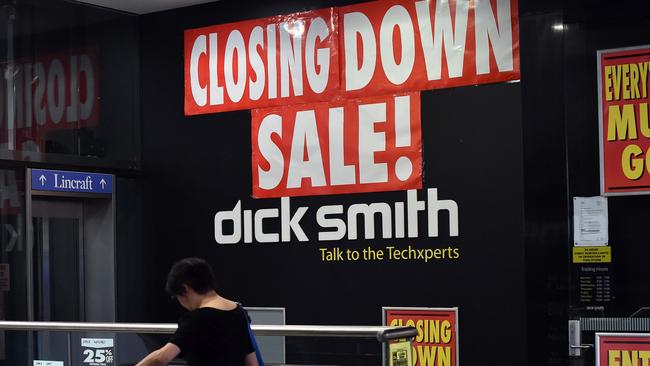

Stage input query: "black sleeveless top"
[{"left": 170, "top": 306, "right": 254, "bottom": 366}]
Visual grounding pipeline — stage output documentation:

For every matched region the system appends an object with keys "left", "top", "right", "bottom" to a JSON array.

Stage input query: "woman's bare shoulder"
[{"left": 201, "top": 295, "right": 238, "bottom": 311}]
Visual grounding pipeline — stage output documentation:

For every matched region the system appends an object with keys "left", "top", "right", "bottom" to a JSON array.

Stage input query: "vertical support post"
[
  {"left": 25, "top": 168, "right": 33, "bottom": 321},
  {"left": 67, "top": 331, "right": 73, "bottom": 365}
]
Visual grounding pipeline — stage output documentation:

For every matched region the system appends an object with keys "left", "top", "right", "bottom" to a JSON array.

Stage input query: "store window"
[{"left": 0, "top": 0, "right": 140, "bottom": 167}]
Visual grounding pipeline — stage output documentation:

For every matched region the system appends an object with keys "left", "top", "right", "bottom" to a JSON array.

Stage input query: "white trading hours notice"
[{"left": 81, "top": 338, "right": 115, "bottom": 366}]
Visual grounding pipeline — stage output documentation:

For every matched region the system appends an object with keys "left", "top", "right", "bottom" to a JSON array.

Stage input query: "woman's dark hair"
[{"left": 165, "top": 257, "right": 218, "bottom": 296}]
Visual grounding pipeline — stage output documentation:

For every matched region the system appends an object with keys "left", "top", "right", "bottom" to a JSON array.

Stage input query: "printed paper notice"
[
  {"left": 34, "top": 361, "right": 64, "bottom": 366},
  {"left": 573, "top": 197, "right": 608, "bottom": 246}
]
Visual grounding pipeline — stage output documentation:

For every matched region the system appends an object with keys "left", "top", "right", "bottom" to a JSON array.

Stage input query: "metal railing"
[
  {"left": 579, "top": 317, "right": 650, "bottom": 332},
  {"left": 0, "top": 321, "right": 417, "bottom": 342}
]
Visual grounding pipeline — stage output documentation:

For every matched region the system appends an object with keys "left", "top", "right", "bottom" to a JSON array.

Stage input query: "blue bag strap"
[
  {"left": 239, "top": 304, "right": 265, "bottom": 366},
  {"left": 246, "top": 319, "right": 265, "bottom": 366}
]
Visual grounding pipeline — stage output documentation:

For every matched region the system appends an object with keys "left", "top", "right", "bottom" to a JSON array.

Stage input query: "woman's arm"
[
  {"left": 135, "top": 343, "right": 181, "bottom": 366},
  {"left": 244, "top": 351, "right": 260, "bottom": 366}
]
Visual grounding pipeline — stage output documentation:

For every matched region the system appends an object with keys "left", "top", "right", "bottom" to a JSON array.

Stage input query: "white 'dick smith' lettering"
[{"left": 214, "top": 188, "right": 459, "bottom": 244}]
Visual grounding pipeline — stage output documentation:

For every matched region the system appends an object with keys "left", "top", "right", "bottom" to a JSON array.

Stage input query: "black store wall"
[{"left": 138, "top": 0, "right": 525, "bottom": 365}]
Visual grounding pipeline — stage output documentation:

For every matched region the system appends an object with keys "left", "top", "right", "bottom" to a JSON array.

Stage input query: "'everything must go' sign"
[{"left": 598, "top": 45, "right": 650, "bottom": 195}]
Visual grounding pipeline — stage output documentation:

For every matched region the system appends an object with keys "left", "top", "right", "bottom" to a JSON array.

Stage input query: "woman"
[{"left": 136, "top": 257, "right": 259, "bottom": 366}]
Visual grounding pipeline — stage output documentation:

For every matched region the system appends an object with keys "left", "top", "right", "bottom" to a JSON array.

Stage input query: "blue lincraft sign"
[{"left": 31, "top": 169, "right": 113, "bottom": 194}]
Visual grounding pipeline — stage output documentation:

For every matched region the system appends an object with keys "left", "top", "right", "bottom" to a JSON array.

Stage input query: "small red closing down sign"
[
  {"left": 251, "top": 92, "right": 421, "bottom": 198},
  {"left": 384, "top": 307, "right": 459, "bottom": 366},
  {"left": 597, "top": 333, "right": 650, "bottom": 366}
]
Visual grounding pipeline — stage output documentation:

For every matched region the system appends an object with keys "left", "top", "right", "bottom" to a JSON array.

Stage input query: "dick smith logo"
[{"left": 214, "top": 188, "right": 459, "bottom": 244}]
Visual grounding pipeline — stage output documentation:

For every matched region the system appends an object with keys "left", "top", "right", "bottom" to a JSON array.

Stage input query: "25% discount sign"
[{"left": 81, "top": 338, "right": 115, "bottom": 366}]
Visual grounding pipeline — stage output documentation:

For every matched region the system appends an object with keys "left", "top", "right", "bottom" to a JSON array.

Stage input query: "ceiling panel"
[{"left": 74, "top": 0, "right": 217, "bottom": 15}]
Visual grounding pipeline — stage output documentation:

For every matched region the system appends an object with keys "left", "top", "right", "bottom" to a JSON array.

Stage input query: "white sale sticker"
[{"left": 81, "top": 338, "right": 114, "bottom": 365}]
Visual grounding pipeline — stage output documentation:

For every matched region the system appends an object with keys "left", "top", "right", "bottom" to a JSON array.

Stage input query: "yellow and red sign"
[
  {"left": 597, "top": 333, "right": 650, "bottom": 366},
  {"left": 384, "top": 307, "right": 458, "bottom": 366},
  {"left": 598, "top": 45, "right": 650, "bottom": 195}
]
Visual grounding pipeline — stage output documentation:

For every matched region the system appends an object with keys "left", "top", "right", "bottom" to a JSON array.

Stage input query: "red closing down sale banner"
[{"left": 184, "top": 0, "right": 520, "bottom": 114}]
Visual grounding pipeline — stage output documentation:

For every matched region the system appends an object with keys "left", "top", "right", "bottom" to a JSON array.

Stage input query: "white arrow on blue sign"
[{"left": 31, "top": 169, "right": 113, "bottom": 194}]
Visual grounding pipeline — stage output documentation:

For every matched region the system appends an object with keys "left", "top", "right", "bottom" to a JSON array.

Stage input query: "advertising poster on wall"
[
  {"left": 598, "top": 45, "right": 650, "bottom": 195},
  {"left": 383, "top": 307, "right": 458, "bottom": 366},
  {"left": 596, "top": 333, "right": 650, "bottom": 366},
  {"left": 205, "top": 0, "right": 521, "bottom": 259},
  {"left": 171, "top": 0, "right": 524, "bottom": 364}
]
